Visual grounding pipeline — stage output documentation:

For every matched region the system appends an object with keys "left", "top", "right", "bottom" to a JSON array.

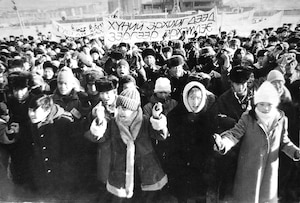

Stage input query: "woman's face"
[
  {"left": 187, "top": 87, "right": 202, "bottom": 112},
  {"left": 256, "top": 102, "right": 274, "bottom": 114},
  {"left": 13, "top": 87, "right": 29, "bottom": 102}
]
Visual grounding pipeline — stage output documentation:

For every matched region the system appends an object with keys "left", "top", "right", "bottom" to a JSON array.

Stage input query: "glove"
[
  {"left": 152, "top": 102, "right": 163, "bottom": 119},
  {"left": 213, "top": 133, "right": 224, "bottom": 151},
  {"left": 94, "top": 102, "right": 105, "bottom": 125}
]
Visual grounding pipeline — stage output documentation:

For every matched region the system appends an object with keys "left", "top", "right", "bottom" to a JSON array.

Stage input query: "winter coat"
[
  {"left": 30, "top": 104, "right": 75, "bottom": 194},
  {"left": 143, "top": 95, "right": 177, "bottom": 170},
  {"left": 89, "top": 113, "right": 168, "bottom": 198},
  {"left": 6, "top": 95, "right": 35, "bottom": 188},
  {"left": 220, "top": 111, "right": 300, "bottom": 203},
  {"left": 167, "top": 87, "right": 217, "bottom": 198}
]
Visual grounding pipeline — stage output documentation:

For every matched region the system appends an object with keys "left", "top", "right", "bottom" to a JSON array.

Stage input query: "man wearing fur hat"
[
  {"left": 211, "top": 65, "right": 253, "bottom": 201},
  {"left": 84, "top": 76, "right": 119, "bottom": 194},
  {"left": 6, "top": 71, "right": 36, "bottom": 197},
  {"left": 165, "top": 55, "right": 190, "bottom": 102},
  {"left": 89, "top": 87, "right": 168, "bottom": 201}
]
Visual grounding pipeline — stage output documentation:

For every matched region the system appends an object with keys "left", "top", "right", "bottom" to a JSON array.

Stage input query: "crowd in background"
[{"left": 0, "top": 23, "right": 300, "bottom": 203}]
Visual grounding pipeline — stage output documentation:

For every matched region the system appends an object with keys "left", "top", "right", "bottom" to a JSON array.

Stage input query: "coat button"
[
  {"left": 47, "top": 169, "right": 51, "bottom": 173},
  {"left": 45, "top": 158, "right": 49, "bottom": 162},
  {"left": 40, "top": 134, "right": 44, "bottom": 138},
  {"left": 42, "top": 146, "right": 47, "bottom": 150}
]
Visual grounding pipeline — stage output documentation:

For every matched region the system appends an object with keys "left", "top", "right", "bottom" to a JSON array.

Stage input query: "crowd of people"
[{"left": 0, "top": 23, "right": 300, "bottom": 203}]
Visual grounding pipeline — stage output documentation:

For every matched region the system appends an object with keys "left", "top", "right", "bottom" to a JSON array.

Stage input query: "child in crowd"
[
  {"left": 89, "top": 87, "right": 168, "bottom": 202},
  {"left": 213, "top": 81, "right": 300, "bottom": 203}
]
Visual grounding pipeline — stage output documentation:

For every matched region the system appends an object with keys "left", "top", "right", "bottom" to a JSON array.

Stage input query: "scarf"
[
  {"left": 255, "top": 107, "right": 279, "bottom": 133},
  {"left": 115, "top": 107, "right": 143, "bottom": 198}
]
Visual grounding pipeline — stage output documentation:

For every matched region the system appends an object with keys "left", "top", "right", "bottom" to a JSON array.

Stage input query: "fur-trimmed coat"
[{"left": 89, "top": 112, "right": 169, "bottom": 198}]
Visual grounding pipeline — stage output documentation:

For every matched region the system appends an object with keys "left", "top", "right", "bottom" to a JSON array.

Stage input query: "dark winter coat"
[
  {"left": 167, "top": 90, "right": 216, "bottom": 198},
  {"left": 6, "top": 95, "right": 35, "bottom": 189},
  {"left": 30, "top": 104, "right": 75, "bottom": 194}
]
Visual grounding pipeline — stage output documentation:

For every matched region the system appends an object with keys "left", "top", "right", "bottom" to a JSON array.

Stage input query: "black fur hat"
[
  {"left": 8, "top": 71, "right": 33, "bottom": 89},
  {"left": 95, "top": 75, "right": 118, "bottom": 92},
  {"left": 229, "top": 66, "right": 251, "bottom": 84}
]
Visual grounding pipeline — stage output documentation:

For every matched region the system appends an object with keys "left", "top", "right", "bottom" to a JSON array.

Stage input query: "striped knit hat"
[{"left": 116, "top": 88, "right": 140, "bottom": 111}]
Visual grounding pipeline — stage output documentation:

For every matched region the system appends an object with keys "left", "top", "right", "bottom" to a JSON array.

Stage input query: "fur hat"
[
  {"left": 254, "top": 81, "right": 279, "bottom": 106},
  {"left": 110, "top": 50, "right": 124, "bottom": 60},
  {"left": 84, "top": 69, "right": 105, "bottom": 85},
  {"left": 267, "top": 70, "right": 285, "bottom": 83},
  {"left": 8, "top": 59, "right": 24, "bottom": 70},
  {"left": 229, "top": 66, "right": 251, "bottom": 83},
  {"left": 167, "top": 55, "right": 184, "bottom": 68},
  {"left": 116, "top": 88, "right": 141, "bottom": 111},
  {"left": 142, "top": 48, "right": 156, "bottom": 59},
  {"left": 8, "top": 71, "right": 33, "bottom": 89},
  {"left": 95, "top": 76, "right": 118, "bottom": 92},
  {"left": 162, "top": 46, "right": 173, "bottom": 53},
  {"left": 154, "top": 77, "right": 171, "bottom": 93},
  {"left": 43, "top": 61, "right": 57, "bottom": 73}
]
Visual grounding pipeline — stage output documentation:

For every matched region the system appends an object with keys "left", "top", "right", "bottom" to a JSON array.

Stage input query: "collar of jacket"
[{"left": 53, "top": 88, "right": 79, "bottom": 102}]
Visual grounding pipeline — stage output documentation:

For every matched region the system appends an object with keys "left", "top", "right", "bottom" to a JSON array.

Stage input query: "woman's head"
[{"left": 183, "top": 81, "right": 207, "bottom": 113}]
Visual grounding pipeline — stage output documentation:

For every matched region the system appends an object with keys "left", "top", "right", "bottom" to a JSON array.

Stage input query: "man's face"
[
  {"left": 232, "top": 82, "right": 248, "bottom": 96},
  {"left": 13, "top": 87, "right": 30, "bottom": 102},
  {"left": 99, "top": 89, "right": 116, "bottom": 106},
  {"left": 28, "top": 106, "right": 49, "bottom": 124},
  {"left": 57, "top": 76, "right": 74, "bottom": 96}
]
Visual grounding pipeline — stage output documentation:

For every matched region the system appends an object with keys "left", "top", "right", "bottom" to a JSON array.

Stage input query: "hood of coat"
[{"left": 182, "top": 81, "right": 207, "bottom": 113}]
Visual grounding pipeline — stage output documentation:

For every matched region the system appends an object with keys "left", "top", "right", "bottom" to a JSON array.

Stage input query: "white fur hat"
[
  {"left": 254, "top": 81, "right": 280, "bottom": 106},
  {"left": 154, "top": 77, "right": 171, "bottom": 93}
]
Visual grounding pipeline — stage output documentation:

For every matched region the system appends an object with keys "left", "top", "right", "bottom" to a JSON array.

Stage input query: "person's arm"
[
  {"left": 213, "top": 113, "right": 248, "bottom": 154},
  {"left": 280, "top": 116, "right": 300, "bottom": 160},
  {"left": 149, "top": 102, "right": 169, "bottom": 140}
]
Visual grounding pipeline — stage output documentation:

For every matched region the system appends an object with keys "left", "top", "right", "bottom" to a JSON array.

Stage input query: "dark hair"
[{"left": 29, "top": 94, "right": 53, "bottom": 111}]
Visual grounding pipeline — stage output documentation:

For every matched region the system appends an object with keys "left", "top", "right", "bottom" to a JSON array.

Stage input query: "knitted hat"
[
  {"left": 154, "top": 77, "right": 171, "bottom": 93},
  {"left": 229, "top": 66, "right": 251, "bottom": 83},
  {"left": 167, "top": 55, "right": 184, "bottom": 68},
  {"left": 267, "top": 70, "right": 285, "bottom": 83},
  {"left": 254, "top": 81, "right": 280, "bottom": 106},
  {"left": 116, "top": 88, "right": 141, "bottom": 111}
]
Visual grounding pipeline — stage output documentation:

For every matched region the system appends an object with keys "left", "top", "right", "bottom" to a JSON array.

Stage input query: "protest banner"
[
  {"left": 103, "top": 7, "right": 218, "bottom": 46},
  {"left": 52, "top": 20, "right": 103, "bottom": 38}
]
